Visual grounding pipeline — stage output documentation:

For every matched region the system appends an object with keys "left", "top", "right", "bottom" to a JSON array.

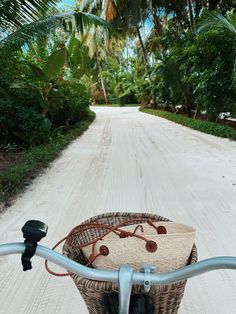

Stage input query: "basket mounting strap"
[
  {"left": 140, "top": 265, "right": 156, "bottom": 292},
  {"left": 118, "top": 265, "right": 133, "bottom": 314}
]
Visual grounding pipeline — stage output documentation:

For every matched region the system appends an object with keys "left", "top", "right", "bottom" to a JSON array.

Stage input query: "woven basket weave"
[{"left": 63, "top": 212, "right": 198, "bottom": 314}]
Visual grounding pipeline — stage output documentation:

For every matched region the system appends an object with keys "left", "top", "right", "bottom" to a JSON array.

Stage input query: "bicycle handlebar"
[{"left": 1, "top": 242, "right": 236, "bottom": 314}]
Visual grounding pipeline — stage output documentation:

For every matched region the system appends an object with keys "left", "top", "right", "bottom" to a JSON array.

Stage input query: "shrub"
[
  {"left": 0, "top": 88, "right": 51, "bottom": 146},
  {"left": 48, "top": 81, "right": 90, "bottom": 127},
  {"left": 140, "top": 108, "right": 236, "bottom": 140},
  {"left": 0, "top": 110, "right": 96, "bottom": 205}
]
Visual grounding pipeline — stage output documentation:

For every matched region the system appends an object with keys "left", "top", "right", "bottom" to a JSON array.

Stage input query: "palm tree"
[
  {"left": 0, "top": 0, "right": 58, "bottom": 29},
  {"left": 197, "top": 12, "right": 236, "bottom": 36},
  {"left": 0, "top": 0, "right": 113, "bottom": 50},
  {"left": 80, "top": 0, "right": 149, "bottom": 62}
]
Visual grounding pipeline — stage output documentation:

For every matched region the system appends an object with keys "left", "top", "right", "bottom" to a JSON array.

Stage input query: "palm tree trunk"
[
  {"left": 100, "top": 76, "right": 108, "bottom": 104},
  {"left": 193, "top": 104, "right": 199, "bottom": 119},
  {"left": 136, "top": 25, "right": 147, "bottom": 63},
  {"left": 152, "top": 14, "right": 162, "bottom": 35},
  {"left": 187, "top": 0, "right": 194, "bottom": 29},
  {"left": 96, "top": 50, "right": 108, "bottom": 104}
]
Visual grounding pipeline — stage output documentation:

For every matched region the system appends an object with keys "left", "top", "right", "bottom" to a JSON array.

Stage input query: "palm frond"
[
  {"left": 197, "top": 12, "right": 236, "bottom": 35},
  {"left": 0, "top": 16, "right": 60, "bottom": 50},
  {"left": 73, "top": 11, "right": 115, "bottom": 34},
  {"left": 0, "top": 11, "right": 114, "bottom": 50},
  {"left": 79, "top": 0, "right": 102, "bottom": 14},
  {"left": 145, "top": 30, "right": 161, "bottom": 54},
  {"left": 0, "top": 0, "right": 60, "bottom": 29}
]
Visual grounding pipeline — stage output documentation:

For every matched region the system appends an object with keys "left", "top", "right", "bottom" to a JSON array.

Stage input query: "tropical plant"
[
  {"left": 0, "top": 0, "right": 114, "bottom": 51},
  {"left": 30, "top": 47, "right": 67, "bottom": 100},
  {"left": 197, "top": 11, "right": 236, "bottom": 84},
  {"left": 191, "top": 27, "right": 236, "bottom": 120},
  {"left": 0, "top": 36, "right": 91, "bottom": 146},
  {"left": 80, "top": 0, "right": 150, "bottom": 62}
]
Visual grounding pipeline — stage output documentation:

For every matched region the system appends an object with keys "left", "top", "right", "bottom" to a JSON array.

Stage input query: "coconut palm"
[
  {"left": 79, "top": 0, "right": 199, "bottom": 61},
  {"left": 0, "top": 0, "right": 58, "bottom": 29},
  {"left": 0, "top": 0, "right": 113, "bottom": 50},
  {"left": 79, "top": 0, "right": 149, "bottom": 62}
]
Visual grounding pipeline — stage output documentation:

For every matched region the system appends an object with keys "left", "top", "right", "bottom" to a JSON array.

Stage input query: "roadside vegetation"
[
  {"left": 1, "top": 1, "right": 236, "bottom": 207},
  {"left": 0, "top": 111, "right": 95, "bottom": 208},
  {"left": 140, "top": 108, "right": 236, "bottom": 140},
  {"left": 78, "top": 1, "right": 236, "bottom": 124},
  {"left": 0, "top": 1, "right": 111, "bottom": 207}
]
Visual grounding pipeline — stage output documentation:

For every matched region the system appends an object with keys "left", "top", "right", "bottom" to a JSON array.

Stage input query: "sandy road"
[{"left": 0, "top": 106, "right": 236, "bottom": 314}]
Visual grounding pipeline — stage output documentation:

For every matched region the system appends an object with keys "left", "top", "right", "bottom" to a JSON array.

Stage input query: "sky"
[
  {"left": 61, "top": 0, "right": 75, "bottom": 4},
  {"left": 58, "top": 0, "right": 76, "bottom": 9}
]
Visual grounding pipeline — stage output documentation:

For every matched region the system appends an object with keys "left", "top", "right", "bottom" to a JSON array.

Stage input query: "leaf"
[
  {"left": 41, "top": 117, "right": 52, "bottom": 132},
  {"left": 196, "top": 12, "right": 236, "bottom": 35},
  {"left": 67, "top": 33, "right": 82, "bottom": 57},
  {"left": 0, "top": 0, "right": 58, "bottom": 30},
  {"left": 43, "top": 47, "right": 67, "bottom": 81},
  {"left": 1, "top": 11, "right": 114, "bottom": 51},
  {"left": 10, "top": 81, "right": 27, "bottom": 89},
  {"left": 29, "top": 64, "right": 48, "bottom": 81},
  {"left": 67, "top": 32, "right": 77, "bottom": 56},
  {"left": 71, "top": 45, "right": 91, "bottom": 77}
]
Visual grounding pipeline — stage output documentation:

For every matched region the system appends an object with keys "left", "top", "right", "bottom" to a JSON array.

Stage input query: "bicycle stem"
[{"left": 1, "top": 242, "right": 236, "bottom": 314}]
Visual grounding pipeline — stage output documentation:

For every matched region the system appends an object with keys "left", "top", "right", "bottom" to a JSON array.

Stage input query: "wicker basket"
[{"left": 63, "top": 212, "right": 198, "bottom": 314}]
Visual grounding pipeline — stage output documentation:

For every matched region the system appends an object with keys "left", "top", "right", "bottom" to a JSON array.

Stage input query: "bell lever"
[{"left": 21, "top": 220, "right": 48, "bottom": 271}]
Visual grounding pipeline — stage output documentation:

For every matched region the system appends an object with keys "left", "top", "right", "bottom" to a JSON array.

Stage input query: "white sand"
[{"left": 0, "top": 106, "right": 236, "bottom": 314}]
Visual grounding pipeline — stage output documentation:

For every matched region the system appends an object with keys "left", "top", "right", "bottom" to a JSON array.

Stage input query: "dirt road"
[{"left": 0, "top": 106, "right": 236, "bottom": 314}]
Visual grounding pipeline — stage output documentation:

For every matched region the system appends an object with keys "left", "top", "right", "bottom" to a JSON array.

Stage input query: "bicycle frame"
[{"left": 1, "top": 242, "right": 236, "bottom": 314}]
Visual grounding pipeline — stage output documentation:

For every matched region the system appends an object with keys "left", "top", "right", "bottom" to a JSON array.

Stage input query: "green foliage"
[
  {"left": 44, "top": 47, "right": 68, "bottom": 80},
  {"left": 187, "top": 28, "right": 236, "bottom": 120},
  {"left": 0, "top": 0, "right": 114, "bottom": 52},
  {"left": 0, "top": 87, "right": 52, "bottom": 146},
  {"left": 133, "top": 64, "right": 154, "bottom": 104},
  {"left": 99, "top": 57, "right": 139, "bottom": 104},
  {"left": 140, "top": 108, "right": 236, "bottom": 140},
  {"left": 0, "top": 0, "right": 58, "bottom": 30},
  {"left": 134, "top": 15, "right": 236, "bottom": 121},
  {"left": 24, "top": 47, "right": 68, "bottom": 105},
  {"left": 0, "top": 110, "right": 96, "bottom": 205},
  {"left": 0, "top": 44, "right": 91, "bottom": 147},
  {"left": 68, "top": 33, "right": 93, "bottom": 78},
  {"left": 48, "top": 81, "right": 90, "bottom": 126},
  {"left": 197, "top": 12, "right": 236, "bottom": 36}
]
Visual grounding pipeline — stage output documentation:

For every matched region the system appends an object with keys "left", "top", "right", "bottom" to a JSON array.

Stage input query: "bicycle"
[{"left": 0, "top": 220, "right": 236, "bottom": 314}]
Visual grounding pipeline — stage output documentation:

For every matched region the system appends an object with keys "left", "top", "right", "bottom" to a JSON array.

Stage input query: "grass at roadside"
[
  {"left": 0, "top": 110, "right": 96, "bottom": 209},
  {"left": 140, "top": 107, "right": 236, "bottom": 140}
]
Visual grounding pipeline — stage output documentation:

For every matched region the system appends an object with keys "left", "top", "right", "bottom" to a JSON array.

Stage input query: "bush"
[
  {"left": 140, "top": 108, "right": 236, "bottom": 140},
  {"left": 188, "top": 29, "right": 236, "bottom": 120},
  {"left": 0, "top": 51, "right": 91, "bottom": 147},
  {"left": 0, "top": 86, "right": 51, "bottom": 146},
  {"left": 0, "top": 110, "right": 96, "bottom": 206},
  {"left": 48, "top": 81, "right": 90, "bottom": 127}
]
